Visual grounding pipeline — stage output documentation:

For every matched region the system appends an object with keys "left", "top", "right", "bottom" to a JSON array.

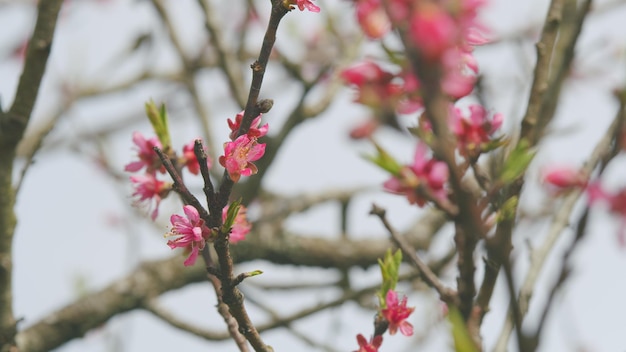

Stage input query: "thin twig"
[{"left": 369, "top": 204, "right": 458, "bottom": 305}]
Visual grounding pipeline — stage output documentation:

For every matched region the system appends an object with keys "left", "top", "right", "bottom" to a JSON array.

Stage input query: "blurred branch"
[
  {"left": 493, "top": 94, "right": 624, "bottom": 352},
  {"left": 150, "top": 0, "right": 217, "bottom": 161},
  {"left": 0, "top": 0, "right": 63, "bottom": 350},
  {"left": 15, "top": 209, "right": 445, "bottom": 352},
  {"left": 196, "top": 0, "right": 247, "bottom": 108},
  {"left": 479, "top": 0, "right": 592, "bottom": 336}
]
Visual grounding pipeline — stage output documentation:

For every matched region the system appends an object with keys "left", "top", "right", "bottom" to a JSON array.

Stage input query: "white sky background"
[{"left": 2, "top": 0, "right": 626, "bottom": 351}]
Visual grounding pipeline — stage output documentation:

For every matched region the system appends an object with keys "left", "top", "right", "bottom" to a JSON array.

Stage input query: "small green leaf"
[
  {"left": 248, "top": 270, "right": 263, "bottom": 277},
  {"left": 145, "top": 100, "right": 172, "bottom": 151},
  {"left": 481, "top": 136, "right": 509, "bottom": 153},
  {"left": 363, "top": 141, "right": 402, "bottom": 175},
  {"left": 448, "top": 306, "right": 479, "bottom": 352},
  {"left": 498, "top": 139, "right": 536, "bottom": 184},
  {"left": 222, "top": 199, "right": 242, "bottom": 233}
]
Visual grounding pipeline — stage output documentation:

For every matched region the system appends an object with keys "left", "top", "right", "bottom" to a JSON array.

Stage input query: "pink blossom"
[
  {"left": 542, "top": 166, "right": 587, "bottom": 191},
  {"left": 166, "top": 205, "right": 212, "bottom": 266},
  {"left": 353, "top": 334, "right": 382, "bottom": 352},
  {"left": 227, "top": 111, "right": 269, "bottom": 141},
  {"left": 219, "top": 134, "right": 266, "bottom": 183},
  {"left": 451, "top": 104, "right": 503, "bottom": 155},
  {"left": 587, "top": 183, "right": 626, "bottom": 245},
  {"left": 355, "top": 0, "right": 391, "bottom": 39},
  {"left": 384, "top": 143, "right": 448, "bottom": 206},
  {"left": 125, "top": 132, "right": 164, "bottom": 174},
  {"left": 292, "top": 0, "right": 320, "bottom": 12},
  {"left": 222, "top": 205, "right": 252, "bottom": 243},
  {"left": 181, "top": 139, "right": 212, "bottom": 175},
  {"left": 410, "top": 3, "right": 458, "bottom": 61},
  {"left": 130, "top": 173, "right": 169, "bottom": 220},
  {"left": 380, "top": 290, "right": 415, "bottom": 336},
  {"left": 341, "top": 61, "right": 403, "bottom": 108},
  {"left": 349, "top": 119, "right": 380, "bottom": 139}
]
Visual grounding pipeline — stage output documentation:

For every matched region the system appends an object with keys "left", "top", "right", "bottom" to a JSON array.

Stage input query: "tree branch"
[{"left": 0, "top": 1, "right": 63, "bottom": 350}]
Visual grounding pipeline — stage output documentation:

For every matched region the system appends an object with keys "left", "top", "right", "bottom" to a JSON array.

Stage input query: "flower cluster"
[
  {"left": 219, "top": 111, "right": 268, "bottom": 183},
  {"left": 125, "top": 132, "right": 211, "bottom": 220},
  {"left": 384, "top": 143, "right": 449, "bottom": 206},
  {"left": 343, "top": 0, "right": 495, "bottom": 138}
]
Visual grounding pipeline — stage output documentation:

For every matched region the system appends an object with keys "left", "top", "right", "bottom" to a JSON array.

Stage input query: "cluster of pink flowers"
[
  {"left": 125, "top": 132, "right": 169, "bottom": 219},
  {"left": 343, "top": 0, "right": 494, "bottom": 139},
  {"left": 125, "top": 132, "right": 211, "bottom": 220},
  {"left": 384, "top": 143, "right": 449, "bottom": 206},
  {"left": 353, "top": 290, "right": 414, "bottom": 351},
  {"left": 219, "top": 111, "right": 268, "bottom": 183}
]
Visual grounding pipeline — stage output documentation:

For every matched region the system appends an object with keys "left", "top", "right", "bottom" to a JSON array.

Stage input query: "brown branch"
[
  {"left": 15, "top": 208, "right": 445, "bottom": 352},
  {"left": 0, "top": 0, "right": 63, "bottom": 350}
]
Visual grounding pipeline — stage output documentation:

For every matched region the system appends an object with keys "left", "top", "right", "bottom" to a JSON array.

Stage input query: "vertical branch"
[{"left": 0, "top": 0, "right": 63, "bottom": 350}]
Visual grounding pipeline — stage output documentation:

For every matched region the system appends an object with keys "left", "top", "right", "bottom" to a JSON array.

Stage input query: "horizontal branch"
[{"left": 16, "top": 209, "right": 446, "bottom": 352}]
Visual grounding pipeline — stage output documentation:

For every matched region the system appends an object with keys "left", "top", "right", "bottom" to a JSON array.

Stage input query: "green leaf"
[
  {"left": 246, "top": 270, "right": 263, "bottom": 277},
  {"left": 363, "top": 141, "right": 402, "bottom": 175},
  {"left": 498, "top": 139, "right": 535, "bottom": 184},
  {"left": 145, "top": 100, "right": 172, "bottom": 151},
  {"left": 448, "top": 306, "right": 479, "bottom": 352},
  {"left": 377, "top": 249, "right": 403, "bottom": 307},
  {"left": 222, "top": 199, "right": 242, "bottom": 233}
]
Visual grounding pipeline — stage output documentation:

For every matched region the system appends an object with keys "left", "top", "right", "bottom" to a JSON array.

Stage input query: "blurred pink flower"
[
  {"left": 227, "top": 111, "right": 269, "bottom": 141},
  {"left": 355, "top": 0, "right": 391, "bottom": 39},
  {"left": 125, "top": 132, "right": 164, "bottom": 174},
  {"left": 181, "top": 139, "right": 212, "bottom": 175},
  {"left": 167, "top": 205, "right": 212, "bottom": 266},
  {"left": 384, "top": 143, "right": 448, "bottom": 206},
  {"left": 587, "top": 183, "right": 626, "bottom": 245},
  {"left": 222, "top": 205, "right": 252, "bottom": 243},
  {"left": 451, "top": 104, "right": 503, "bottom": 154},
  {"left": 542, "top": 165, "right": 587, "bottom": 191},
  {"left": 353, "top": 334, "right": 382, "bottom": 352},
  {"left": 410, "top": 3, "right": 458, "bottom": 61},
  {"left": 219, "top": 134, "right": 266, "bottom": 183},
  {"left": 381, "top": 290, "right": 415, "bottom": 336},
  {"left": 130, "top": 173, "right": 169, "bottom": 220},
  {"left": 293, "top": 0, "right": 320, "bottom": 12}
]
